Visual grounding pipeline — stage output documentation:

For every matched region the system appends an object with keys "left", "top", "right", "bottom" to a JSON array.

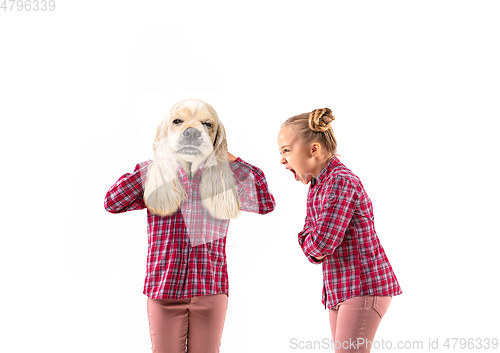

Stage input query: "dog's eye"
[
  {"left": 173, "top": 119, "right": 183, "bottom": 125},
  {"left": 203, "top": 122, "right": 213, "bottom": 128}
]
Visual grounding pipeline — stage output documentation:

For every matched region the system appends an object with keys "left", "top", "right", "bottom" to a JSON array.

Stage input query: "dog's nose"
[{"left": 183, "top": 127, "right": 201, "bottom": 142}]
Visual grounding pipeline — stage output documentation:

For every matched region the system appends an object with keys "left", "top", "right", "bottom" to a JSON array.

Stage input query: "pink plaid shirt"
[
  {"left": 298, "top": 157, "right": 402, "bottom": 309},
  {"left": 104, "top": 157, "right": 275, "bottom": 299}
]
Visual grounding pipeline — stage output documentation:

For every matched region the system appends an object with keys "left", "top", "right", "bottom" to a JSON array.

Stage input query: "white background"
[{"left": 1, "top": 1, "right": 499, "bottom": 352}]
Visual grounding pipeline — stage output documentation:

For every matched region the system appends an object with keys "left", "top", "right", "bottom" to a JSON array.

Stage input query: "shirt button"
[{"left": 182, "top": 260, "right": 186, "bottom": 264}]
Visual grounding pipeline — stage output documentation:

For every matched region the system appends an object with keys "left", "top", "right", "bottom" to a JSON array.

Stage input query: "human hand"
[{"left": 314, "top": 255, "right": 326, "bottom": 261}]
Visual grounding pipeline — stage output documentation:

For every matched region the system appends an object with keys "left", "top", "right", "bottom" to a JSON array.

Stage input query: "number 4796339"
[{"left": 1, "top": 0, "right": 56, "bottom": 11}]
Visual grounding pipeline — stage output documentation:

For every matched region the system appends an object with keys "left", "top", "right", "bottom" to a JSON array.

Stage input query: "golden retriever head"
[{"left": 143, "top": 98, "right": 240, "bottom": 220}]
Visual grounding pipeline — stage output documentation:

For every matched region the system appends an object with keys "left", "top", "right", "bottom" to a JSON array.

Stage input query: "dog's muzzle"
[{"left": 178, "top": 127, "right": 203, "bottom": 155}]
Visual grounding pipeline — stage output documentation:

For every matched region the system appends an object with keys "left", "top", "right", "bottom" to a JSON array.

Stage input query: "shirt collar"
[
  {"left": 176, "top": 157, "right": 210, "bottom": 183},
  {"left": 312, "top": 156, "right": 338, "bottom": 186}
]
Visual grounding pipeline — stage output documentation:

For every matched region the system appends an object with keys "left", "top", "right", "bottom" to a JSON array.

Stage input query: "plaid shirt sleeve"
[
  {"left": 104, "top": 160, "right": 151, "bottom": 213},
  {"left": 230, "top": 157, "right": 276, "bottom": 214},
  {"left": 298, "top": 176, "right": 358, "bottom": 263}
]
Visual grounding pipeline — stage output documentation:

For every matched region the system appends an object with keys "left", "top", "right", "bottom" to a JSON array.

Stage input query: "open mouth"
[{"left": 290, "top": 168, "right": 300, "bottom": 181}]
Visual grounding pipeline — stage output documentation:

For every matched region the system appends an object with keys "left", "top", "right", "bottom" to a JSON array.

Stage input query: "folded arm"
[{"left": 298, "top": 176, "right": 358, "bottom": 264}]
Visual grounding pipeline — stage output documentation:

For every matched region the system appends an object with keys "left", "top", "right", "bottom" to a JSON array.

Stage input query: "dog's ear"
[
  {"left": 200, "top": 120, "right": 241, "bottom": 219},
  {"left": 212, "top": 120, "right": 228, "bottom": 163},
  {"left": 153, "top": 117, "right": 169, "bottom": 150},
  {"left": 143, "top": 117, "right": 186, "bottom": 216}
]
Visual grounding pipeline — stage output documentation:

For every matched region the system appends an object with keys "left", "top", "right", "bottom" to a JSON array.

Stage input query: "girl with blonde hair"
[{"left": 277, "top": 108, "right": 402, "bottom": 353}]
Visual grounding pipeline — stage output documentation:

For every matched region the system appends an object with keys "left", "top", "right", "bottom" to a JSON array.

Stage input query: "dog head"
[
  {"left": 143, "top": 98, "right": 241, "bottom": 220},
  {"left": 160, "top": 98, "right": 220, "bottom": 164}
]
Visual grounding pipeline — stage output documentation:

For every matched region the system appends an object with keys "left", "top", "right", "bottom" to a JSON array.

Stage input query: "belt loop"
[{"left": 364, "top": 295, "right": 372, "bottom": 310}]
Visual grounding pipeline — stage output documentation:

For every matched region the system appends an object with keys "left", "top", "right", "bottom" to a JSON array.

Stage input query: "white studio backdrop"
[{"left": 1, "top": 1, "right": 499, "bottom": 352}]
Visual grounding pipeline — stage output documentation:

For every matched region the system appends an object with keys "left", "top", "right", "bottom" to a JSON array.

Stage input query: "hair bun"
[{"left": 309, "top": 108, "right": 335, "bottom": 132}]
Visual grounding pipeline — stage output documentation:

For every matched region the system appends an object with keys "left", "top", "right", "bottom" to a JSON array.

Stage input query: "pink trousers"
[
  {"left": 147, "top": 293, "right": 228, "bottom": 353},
  {"left": 329, "top": 295, "right": 392, "bottom": 353}
]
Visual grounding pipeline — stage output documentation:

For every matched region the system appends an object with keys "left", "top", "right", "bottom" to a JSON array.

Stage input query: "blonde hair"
[{"left": 282, "top": 108, "right": 338, "bottom": 158}]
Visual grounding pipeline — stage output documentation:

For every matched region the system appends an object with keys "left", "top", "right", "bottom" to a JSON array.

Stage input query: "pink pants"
[
  {"left": 329, "top": 295, "right": 392, "bottom": 353},
  {"left": 147, "top": 293, "right": 228, "bottom": 353}
]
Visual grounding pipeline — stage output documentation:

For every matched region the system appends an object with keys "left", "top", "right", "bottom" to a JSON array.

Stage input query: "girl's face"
[{"left": 277, "top": 126, "right": 317, "bottom": 185}]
